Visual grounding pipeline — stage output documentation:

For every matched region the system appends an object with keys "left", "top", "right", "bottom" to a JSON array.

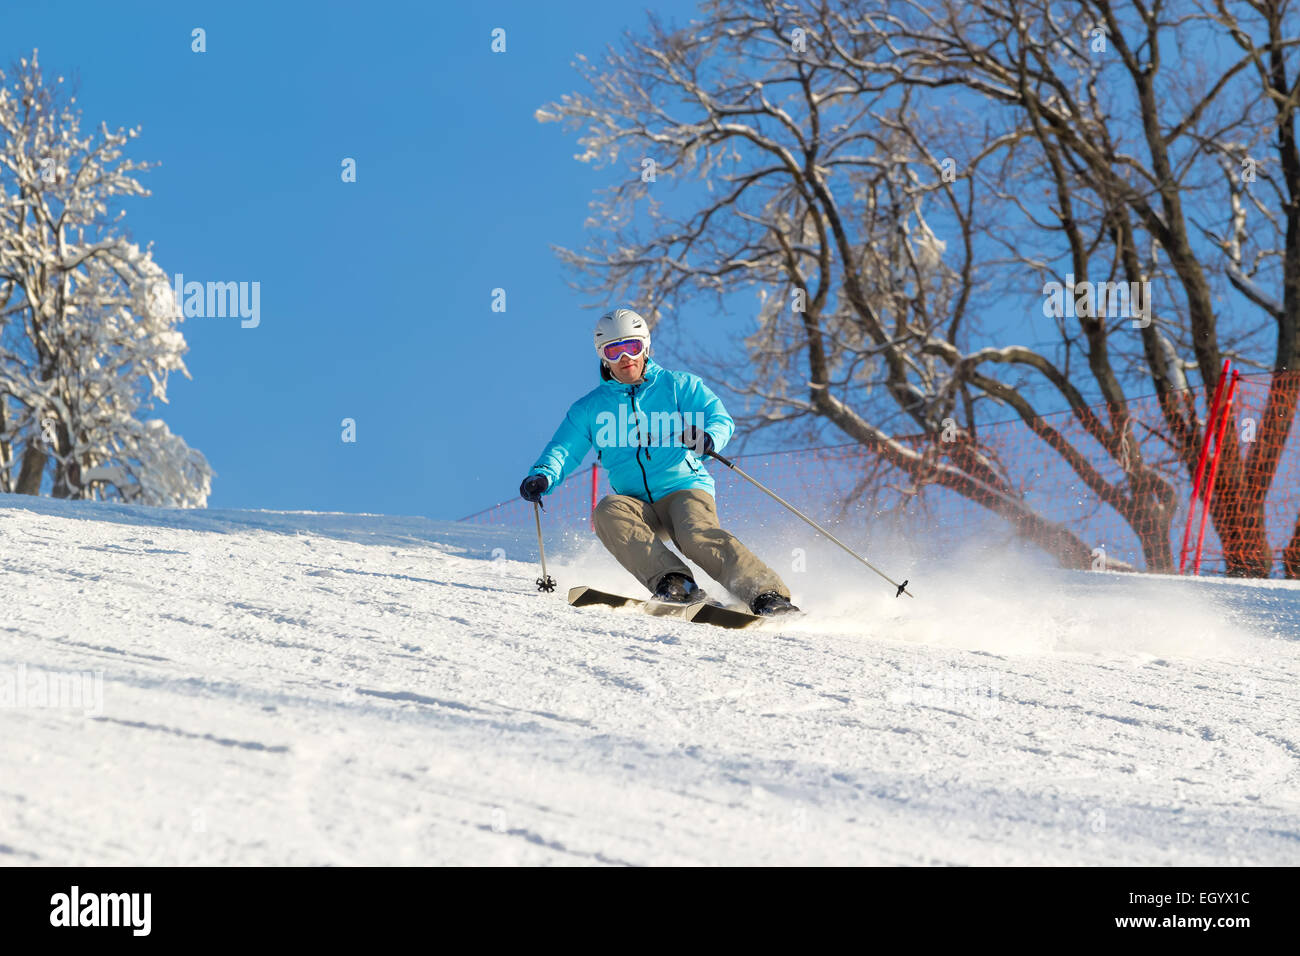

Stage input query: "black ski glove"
[
  {"left": 680, "top": 424, "right": 714, "bottom": 457},
  {"left": 519, "top": 474, "right": 549, "bottom": 503}
]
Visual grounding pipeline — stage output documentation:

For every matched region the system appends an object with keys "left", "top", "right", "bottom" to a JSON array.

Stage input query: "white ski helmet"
[{"left": 593, "top": 307, "right": 651, "bottom": 359}]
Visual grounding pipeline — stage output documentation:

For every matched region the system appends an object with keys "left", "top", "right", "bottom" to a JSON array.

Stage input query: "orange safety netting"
[{"left": 465, "top": 371, "right": 1300, "bottom": 578}]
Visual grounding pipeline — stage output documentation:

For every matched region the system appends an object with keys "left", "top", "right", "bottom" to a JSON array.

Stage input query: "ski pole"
[
  {"left": 707, "top": 450, "right": 914, "bottom": 598},
  {"left": 532, "top": 501, "right": 556, "bottom": 592}
]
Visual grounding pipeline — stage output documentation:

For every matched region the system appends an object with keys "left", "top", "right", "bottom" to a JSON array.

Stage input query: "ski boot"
[
  {"left": 652, "top": 572, "right": 702, "bottom": 604},
  {"left": 751, "top": 591, "right": 800, "bottom": 616}
]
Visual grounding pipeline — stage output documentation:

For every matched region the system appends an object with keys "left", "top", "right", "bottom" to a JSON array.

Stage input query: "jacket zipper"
[{"left": 628, "top": 386, "right": 654, "bottom": 502}]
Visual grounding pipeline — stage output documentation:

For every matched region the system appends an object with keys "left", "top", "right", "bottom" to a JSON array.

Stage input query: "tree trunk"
[
  {"left": 1130, "top": 479, "right": 1177, "bottom": 573},
  {"left": 51, "top": 420, "right": 80, "bottom": 498},
  {"left": 0, "top": 398, "right": 9, "bottom": 493},
  {"left": 15, "top": 444, "right": 46, "bottom": 495}
]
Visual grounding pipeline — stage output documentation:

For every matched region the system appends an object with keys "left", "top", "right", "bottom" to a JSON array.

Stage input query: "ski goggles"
[{"left": 600, "top": 337, "right": 647, "bottom": 361}]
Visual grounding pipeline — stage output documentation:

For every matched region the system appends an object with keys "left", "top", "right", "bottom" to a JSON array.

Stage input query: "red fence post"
[
  {"left": 1180, "top": 358, "right": 1232, "bottom": 573},
  {"left": 1192, "top": 369, "right": 1240, "bottom": 575}
]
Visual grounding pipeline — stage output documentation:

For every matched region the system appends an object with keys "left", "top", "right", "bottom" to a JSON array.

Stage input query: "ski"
[
  {"left": 568, "top": 585, "right": 642, "bottom": 611},
  {"left": 566, "top": 585, "right": 762, "bottom": 630},
  {"left": 682, "top": 600, "right": 767, "bottom": 629}
]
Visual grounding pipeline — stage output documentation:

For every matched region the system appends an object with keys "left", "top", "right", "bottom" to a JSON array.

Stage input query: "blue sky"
[
  {"left": 5, "top": 0, "right": 714, "bottom": 519},
  {"left": 7, "top": 1, "right": 1267, "bottom": 525}
]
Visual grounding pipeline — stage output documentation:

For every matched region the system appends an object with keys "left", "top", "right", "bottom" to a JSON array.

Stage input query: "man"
[{"left": 519, "top": 307, "right": 799, "bottom": 616}]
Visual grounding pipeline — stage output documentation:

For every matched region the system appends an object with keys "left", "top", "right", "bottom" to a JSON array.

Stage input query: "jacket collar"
[{"left": 602, "top": 357, "right": 662, "bottom": 389}]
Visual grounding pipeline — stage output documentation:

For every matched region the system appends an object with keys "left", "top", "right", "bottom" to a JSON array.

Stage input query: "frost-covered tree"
[{"left": 0, "top": 51, "right": 210, "bottom": 506}]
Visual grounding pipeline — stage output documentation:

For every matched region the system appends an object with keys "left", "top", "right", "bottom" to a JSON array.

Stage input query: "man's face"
[{"left": 608, "top": 352, "right": 646, "bottom": 384}]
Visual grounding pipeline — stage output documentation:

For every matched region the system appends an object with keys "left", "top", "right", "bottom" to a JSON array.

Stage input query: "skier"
[{"left": 519, "top": 308, "right": 799, "bottom": 616}]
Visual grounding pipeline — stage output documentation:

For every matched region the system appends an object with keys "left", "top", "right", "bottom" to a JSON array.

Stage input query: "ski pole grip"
[{"left": 706, "top": 449, "right": 735, "bottom": 469}]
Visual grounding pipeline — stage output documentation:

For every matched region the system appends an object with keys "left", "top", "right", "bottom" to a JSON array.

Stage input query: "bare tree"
[{"left": 539, "top": 0, "right": 1300, "bottom": 575}]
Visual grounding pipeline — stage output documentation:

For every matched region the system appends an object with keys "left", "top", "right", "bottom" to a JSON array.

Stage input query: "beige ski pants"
[{"left": 592, "top": 489, "right": 789, "bottom": 603}]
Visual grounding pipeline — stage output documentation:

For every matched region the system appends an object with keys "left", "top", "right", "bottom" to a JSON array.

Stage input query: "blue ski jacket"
[{"left": 529, "top": 359, "right": 734, "bottom": 503}]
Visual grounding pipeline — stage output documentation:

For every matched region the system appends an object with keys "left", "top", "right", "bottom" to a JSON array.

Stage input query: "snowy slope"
[{"left": 1, "top": 493, "right": 1298, "bottom": 866}]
